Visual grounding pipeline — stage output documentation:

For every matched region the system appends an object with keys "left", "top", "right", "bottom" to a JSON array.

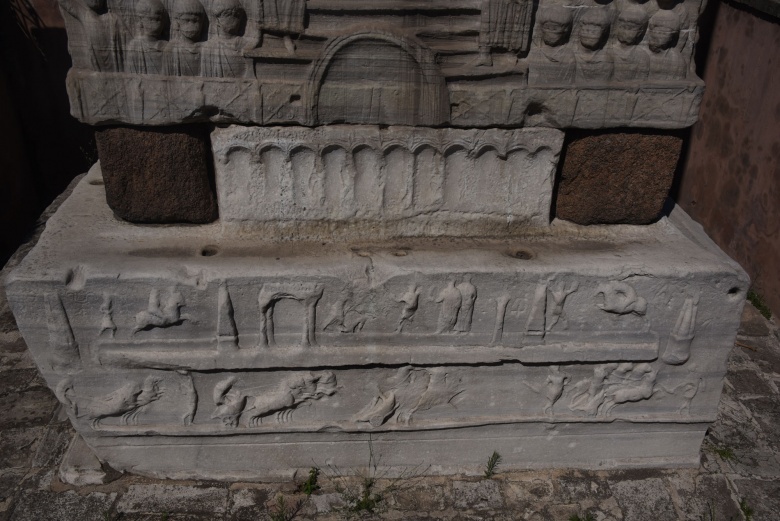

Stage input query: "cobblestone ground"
[{"left": 1, "top": 187, "right": 778, "bottom": 520}]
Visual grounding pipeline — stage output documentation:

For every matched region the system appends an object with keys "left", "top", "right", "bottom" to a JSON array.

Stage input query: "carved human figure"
[
  {"left": 201, "top": 0, "right": 249, "bottom": 78},
  {"left": 127, "top": 0, "right": 168, "bottom": 74},
  {"left": 477, "top": 0, "right": 534, "bottom": 66},
  {"left": 58, "top": 0, "right": 126, "bottom": 71},
  {"left": 436, "top": 279, "right": 463, "bottom": 334},
  {"left": 574, "top": 8, "right": 614, "bottom": 83},
  {"left": 163, "top": 0, "right": 205, "bottom": 76},
  {"left": 611, "top": 6, "right": 650, "bottom": 82},
  {"left": 527, "top": 6, "right": 575, "bottom": 85},
  {"left": 261, "top": 0, "right": 306, "bottom": 54},
  {"left": 99, "top": 294, "right": 116, "bottom": 338},
  {"left": 455, "top": 277, "right": 477, "bottom": 333},
  {"left": 646, "top": 10, "right": 687, "bottom": 80},
  {"left": 396, "top": 284, "right": 420, "bottom": 333}
]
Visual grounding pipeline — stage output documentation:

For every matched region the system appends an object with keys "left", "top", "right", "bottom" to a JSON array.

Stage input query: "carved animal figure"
[
  {"left": 396, "top": 284, "right": 420, "bottom": 333},
  {"left": 78, "top": 376, "right": 164, "bottom": 428},
  {"left": 599, "top": 363, "right": 657, "bottom": 415},
  {"left": 244, "top": 372, "right": 337, "bottom": 426},
  {"left": 134, "top": 288, "right": 192, "bottom": 333},
  {"left": 353, "top": 366, "right": 464, "bottom": 426},
  {"left": 594, "top": 281, "right": 647, "bottom": 315},
  {"left": 212, "top": 376, "right": 246, "bottom": 427}
]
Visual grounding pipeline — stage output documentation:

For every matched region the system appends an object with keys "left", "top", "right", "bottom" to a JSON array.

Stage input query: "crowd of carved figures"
[
  {"left": 60, "top": 0, "right": 695, "bottom": 83},
  {"left": 59, "top": 0, "right": 304, "bottom": 77},
  {"left": 528, "top": 0, "right": 694, "bottom": 84}
]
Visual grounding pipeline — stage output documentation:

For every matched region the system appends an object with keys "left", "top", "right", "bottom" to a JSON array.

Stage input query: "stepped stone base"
[{"left": 6, "top": 165, "right": 748, "bottom": 480}]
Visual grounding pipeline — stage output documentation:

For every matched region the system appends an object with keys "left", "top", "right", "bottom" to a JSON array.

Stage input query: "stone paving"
[{"left": 1, "top": 187, "right": 779, "bottom": 520}]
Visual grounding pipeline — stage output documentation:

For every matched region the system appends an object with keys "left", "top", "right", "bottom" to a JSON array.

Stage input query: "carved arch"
[{"left": 307, "top": 32, "right": 450, "bottom": 126}]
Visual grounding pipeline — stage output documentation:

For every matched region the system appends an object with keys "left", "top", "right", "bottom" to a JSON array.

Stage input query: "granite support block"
[
  {"left": 555, "top": 130, "right": 684, "bottom": 225},
  {"left": 95, "top": 125, "right": 218, "bottom": 224}
]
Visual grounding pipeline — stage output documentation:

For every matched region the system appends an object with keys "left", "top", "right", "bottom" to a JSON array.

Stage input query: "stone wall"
[{"left": 677, "top": 0, "right": 780, "bottom": 315}]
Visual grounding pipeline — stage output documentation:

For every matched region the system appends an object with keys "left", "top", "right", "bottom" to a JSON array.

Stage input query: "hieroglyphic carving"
[
  {"left": 435, "top": 280, "right": 462, "bottom": 334},
  {"left": 181, "top": 371, "right": 198, "bottom": 425},
  {"left": 134, "top": 288, "right": 192, "bottom": 333},
  {"left": 525, "top": 282, "right": 547, "bottom": 337},
  {"left": 477, "top": 0, "right": 534, "bottom": 66},
  {"left": 661, "top": 295, "right": 699, "bottom": 364},
  {"left": 217, "top": 282, "right": 239, "bottom": 349},
  {"left": 45, "top": 293, "right": 80, "bottom": 371},
  {"left": 595, "top": 281, "right": 647, "bottom": 315},
  {"left": 211, "top": 372, "right": 337, "bottom": 427},
  {"left": 491, "top": 294, "right": 511, "bottom": 345},
  {"left": 455, "top": 278, "right": 477, "bottom": 333},
  {"left": 322, "top": 290, "right": 369, "bottom": 333},
  {"left": 547, "top": 280, "right": 578, "bottom": 331},
  {"left": 525, "top": 365, "right": 569, "bottom": 417},
  {"left": 396, "top": 284, "right": 421, "bottom": 333},
  {"left": 99, "top": 294, "right": 117, "bottom": 338},
  {"left": 353, "top": 366, "right": 464, "bottom": 426},
  {"left": 257, "top": 283, "right": 324, "bottom": 347}
]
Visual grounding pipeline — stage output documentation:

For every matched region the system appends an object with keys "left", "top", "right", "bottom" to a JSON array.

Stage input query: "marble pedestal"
[{"left": 5, "top": 164, "right": 748, "bottom": 480}]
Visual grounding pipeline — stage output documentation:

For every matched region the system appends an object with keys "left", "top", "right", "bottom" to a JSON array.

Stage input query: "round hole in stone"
[
  {"left": 727, "top": 287, "right": 741, "bottom": 297},
  {"left": 509, "top": 249, "right": 534, "bottom": 260},
  {"left": 392, "top": 250, "right": 408, "bottom": 257},
  {"left": 201, "top": 245, "right": 219, "bottom": 257},
  {"left": 88, "top": 178, "right": 105, "bottom": 186}
]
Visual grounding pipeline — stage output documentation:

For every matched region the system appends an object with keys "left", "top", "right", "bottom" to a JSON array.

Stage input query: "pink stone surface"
[{"left": 678, "top": 1, "right": 780, "bottom": 315}]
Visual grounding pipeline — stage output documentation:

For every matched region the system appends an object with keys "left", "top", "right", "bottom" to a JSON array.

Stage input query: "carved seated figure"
[
  {"left": 611, "top": 5, "right": 650, "bottom": 82},
  {"left": 58, "top": 0, "right": 126, "bottom": 72},
  {"left": 527, "top": 6, "right": 575, "bottom": 85},
  {"left": 127, "top": 0, "right": 167, "bottom": 74},
  {"left": 200, "top": 0, "right": 248, "bottom": 78},
  {"left": 647, "top": 10, "right": 687, "bottom": 80},
  {"left": 574, "top": 8, "right": 614, "bottom": 83},
  {"left": 163, "top": 0, "right": 205, "bottom": 76}
]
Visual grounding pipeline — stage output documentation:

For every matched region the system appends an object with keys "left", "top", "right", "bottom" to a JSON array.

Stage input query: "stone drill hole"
[
  {"left": 392, "top": 249, "right": 409, "bottom": 257},
  {"left": 201, "top": 245, "right": 219, "bottom": 257},
  {"left": 510, "top": 249, "right": 533, "bottom": 260},
  {"left": 728, "top": 287, "right": 741, "bottom": 297},
  {"left": 88, "top": 178, "right": 105, "bottom": 186}
]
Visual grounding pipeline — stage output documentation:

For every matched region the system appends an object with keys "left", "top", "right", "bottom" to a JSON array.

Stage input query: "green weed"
[
  {"left": 747, "top": 290, "right": 772, "bottom": 320},
  {"left": 484, "top": 450, "right": 501, "bottom": 478}
]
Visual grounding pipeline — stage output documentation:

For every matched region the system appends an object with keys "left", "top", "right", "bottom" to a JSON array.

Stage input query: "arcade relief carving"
[{"left": 59, "top": 0, "right": 705, "bottom": 127}]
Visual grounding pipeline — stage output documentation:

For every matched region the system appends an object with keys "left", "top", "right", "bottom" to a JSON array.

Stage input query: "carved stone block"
[
  {"left": 5, "top": 168, "right": 748, "bottom": 478},
  {"left": 555, "top": 130, "right": 683, "bottom": 225},
  {"left": 95, "top": 125, "right": 218, "bottom": 223},
  {"left": 212, "top": 125, "right": 564, "bottom": 236},
  {"left": 58, "top": 0, "right": 706, "bottom": 129}
]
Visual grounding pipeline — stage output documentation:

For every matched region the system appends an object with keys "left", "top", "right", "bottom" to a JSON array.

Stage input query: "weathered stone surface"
[
  {"left": 556, "top": 130, "right": 683, "bottom": 225},
  {"left": 213, "top": 125, "right": 564, "bottom": 237},
  {"left": 3, "top": 169, "right": 749, "bottom": 479},
  {"left": 95, "top": 126, "right": 217, "bottom": 224},
  {"left": 10, "top": 489, "right": 116, "bottom": 521},
  {"left": 116, "top": 484, "right": 228, "bottom": 515},
  {"left": 59, "top": 0, "right": 705, "bottom": 129}
]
